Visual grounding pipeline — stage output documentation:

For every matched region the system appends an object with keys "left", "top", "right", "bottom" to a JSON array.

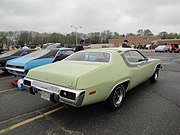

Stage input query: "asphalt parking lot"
[{"left": 0, "top": 50, "right": 180, "bottom": 135}]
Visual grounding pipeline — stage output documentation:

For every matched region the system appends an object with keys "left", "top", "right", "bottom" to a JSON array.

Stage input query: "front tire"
[
  {"left": 149, "top": 69, "right": 159, "bottom": 83},
  {"left": 108, "top": 85, "right": 125, "bottom": 111}
]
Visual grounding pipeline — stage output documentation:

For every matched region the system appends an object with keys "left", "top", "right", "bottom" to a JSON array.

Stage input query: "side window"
[
  {"left": 124, "top": 51, "right": 145, "bottom": 63},
  {"left": 45, "top": 50, "right": 59, "bottom": 58},
  {"left": 65, "top": 50, "right": 74, "bottom": 56},
  {"left": 57, "top": 50, "right": 74, "bottom": 57},
  {"left": 12, "top": 50, "right": 23, "bottom": 56},
  {"left": 124, "top": 52, "right": 133, "bottom": 62},
  {"left": 21, "top": 51, "right": 29, "bottom": 56},
  {"left": 56, "top": 50, "right": 65, "bottom": 56}
]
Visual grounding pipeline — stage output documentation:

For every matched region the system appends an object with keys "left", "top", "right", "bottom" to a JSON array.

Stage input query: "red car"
[{"left": 169, "top": 44, "right": 180, "bottom": 53}]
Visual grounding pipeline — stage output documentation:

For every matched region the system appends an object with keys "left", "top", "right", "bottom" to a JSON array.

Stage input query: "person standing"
[
  {"left": 171, "top": 44, "right": 175, "bottom": 51},
  {"left": 35, "top": 44, "right": 42, "bottom": 50},
  {"left": 10, "top": 44, "right": 17, "bottom": 50},
  {"left": 75, "top": 39, "right": 85, "bottom": 52},
  {"left": 122, "top": 40, "right": 131, "bottom": 48},
  {"left": 131, "top": 43, "right": 135, "bottom": 49},
  {"left": 0, "top": 43, "right": 3, "bottom": 54}
]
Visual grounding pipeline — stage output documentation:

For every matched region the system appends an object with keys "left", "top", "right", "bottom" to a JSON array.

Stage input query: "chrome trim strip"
[{"left": 6, "top": 67, "right": 25, "bottom": 72}]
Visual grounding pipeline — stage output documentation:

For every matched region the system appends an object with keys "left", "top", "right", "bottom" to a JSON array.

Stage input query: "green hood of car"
[{"left": 26, "top": 61, "right": 107, "bottom": 89}]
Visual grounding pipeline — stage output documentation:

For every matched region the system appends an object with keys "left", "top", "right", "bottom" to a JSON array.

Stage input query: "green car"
[{"left": 23, "top": 48, "right": 162, "bottom": 110}]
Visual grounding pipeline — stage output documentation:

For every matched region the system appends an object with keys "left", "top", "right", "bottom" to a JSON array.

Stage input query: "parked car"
[
  {"left": 6, "top": 48, "right": 74, "bottom": 77},
  {"left": 0, "top": 49, "right": 35, "bottom": 73},
  {"left": 144, "top": 44, "right": 151, "bottom": 49},
  {"left": 155, "top": 45, "right": 168, "bottom": 52},
  {"left": 23, "top": 48, "right": 162, "bottom": 110},
  {"left": 173, "top": 45, "right": 180, "bottom": 53}
]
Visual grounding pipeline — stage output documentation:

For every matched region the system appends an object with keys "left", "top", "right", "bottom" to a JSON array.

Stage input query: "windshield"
[
  {"left": 65, "top": 52, "right": 110, "bottom": 63},
  {"left": 0, "top": 50, "right": 18, "bottom": 58},
  {"left": 23, "top": 49, "right": 50, "bottom": 58}
]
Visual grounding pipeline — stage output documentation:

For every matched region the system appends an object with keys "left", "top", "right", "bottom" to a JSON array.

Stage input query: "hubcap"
[
  {"left": 113, "top": 87, "right": 123, "bottom": 107},
  {"left": 155, "top": 72, "right": 158, "bottom": 80}
]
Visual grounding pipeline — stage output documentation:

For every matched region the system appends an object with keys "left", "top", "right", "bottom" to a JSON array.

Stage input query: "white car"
[
  {"left": 155, "top": 45, "right": 168, "bottom": 52},
  {"left": 145, "top": 44, "right": 151, "bottom": 49}
]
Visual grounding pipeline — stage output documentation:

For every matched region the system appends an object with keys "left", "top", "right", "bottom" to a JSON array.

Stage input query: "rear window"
[{"left": 65, "top": 52, "right": 110, "bottom": 63}]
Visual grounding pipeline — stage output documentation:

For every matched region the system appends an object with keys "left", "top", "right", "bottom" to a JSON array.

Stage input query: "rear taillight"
[
  {"left": 24, "top": 79, "right": 31, "bottom": 86},
  {"left": 60, "top": 90, "right": 76, "bottom": 100}
]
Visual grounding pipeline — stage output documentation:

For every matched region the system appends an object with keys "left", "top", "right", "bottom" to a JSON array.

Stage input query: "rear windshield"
[{"left": 65, "top": 52, "right": 110, "bottom": 62}]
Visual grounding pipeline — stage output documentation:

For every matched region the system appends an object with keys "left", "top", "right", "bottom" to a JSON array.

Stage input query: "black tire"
[
  {"left": 149, "top": 69, "right": 159, "bottom": 83},
  {"left": 107, "top": 85, "right": 124, "bottom": 111},
  {"left": 2, "top": 69, "right": 8, "bottom": 73}
]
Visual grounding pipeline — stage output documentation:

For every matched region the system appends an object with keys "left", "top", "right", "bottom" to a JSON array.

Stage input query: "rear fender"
[{"left": 105, "top": 80, "right": 130, "bottom": 100}]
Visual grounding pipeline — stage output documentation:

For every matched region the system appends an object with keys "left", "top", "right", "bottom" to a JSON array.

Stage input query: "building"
[
  {"left": 152, "top": 39, "right": 180, "bottom": 45},
  {"left": 109, "top": 36, "right": 160, "bottom": 47}
]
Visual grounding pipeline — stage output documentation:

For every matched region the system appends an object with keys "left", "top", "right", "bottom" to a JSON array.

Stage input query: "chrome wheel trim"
[
  {"left": 154, "top": 71, "right": 158, "bottom": 81},
  {"left": 113, "top": 87, "right": 123, "bottom": 107}
]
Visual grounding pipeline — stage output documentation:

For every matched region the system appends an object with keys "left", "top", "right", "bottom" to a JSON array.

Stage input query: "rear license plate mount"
[{"left": 41, "top": 91, "right": 51, "bottom": 101}]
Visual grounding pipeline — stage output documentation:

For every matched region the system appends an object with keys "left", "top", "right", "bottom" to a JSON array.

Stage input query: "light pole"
[{"left": 71, "top": 26, "right": 82, "bottom": 46}]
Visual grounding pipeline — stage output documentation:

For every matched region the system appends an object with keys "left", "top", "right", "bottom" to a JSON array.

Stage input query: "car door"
[{"left": 124, "top": 50, "right": 152, "bottom": 88}]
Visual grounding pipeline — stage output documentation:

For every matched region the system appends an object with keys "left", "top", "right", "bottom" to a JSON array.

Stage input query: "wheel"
[
  {"left": 149, "top": 69, "right": 159, "bottom": 83},
  {"left": 107, "top": 85, "right": 124, "bottom": 111},
  {"left": 2, "top": 69, "right": 8, "bottom": 73}
]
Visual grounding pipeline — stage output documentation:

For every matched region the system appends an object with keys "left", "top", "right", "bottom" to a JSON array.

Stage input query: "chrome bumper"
[
  {"left": 23, "top": 78, "right": 85, "bottom": 107},
  {"left": 6, "top": 67, "right": 25, "bottom": 72}
]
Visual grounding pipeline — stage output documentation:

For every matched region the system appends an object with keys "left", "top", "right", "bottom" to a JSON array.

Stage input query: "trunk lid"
[{"left": 27, "top": 61, "right": 107, "bottom": 89}]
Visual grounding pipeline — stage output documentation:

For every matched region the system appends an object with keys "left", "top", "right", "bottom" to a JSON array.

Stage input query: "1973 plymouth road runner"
[{"left": 23, "top": 48, "right": 162, "bottom": 110}]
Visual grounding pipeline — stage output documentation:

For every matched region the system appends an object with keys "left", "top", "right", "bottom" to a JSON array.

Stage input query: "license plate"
[{"left": 41, "top": 91, "right": 51, "bottom": 101}]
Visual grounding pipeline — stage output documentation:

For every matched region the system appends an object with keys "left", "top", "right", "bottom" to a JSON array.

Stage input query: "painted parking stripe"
[
  {"left": 0, "top": 76, "right": 14, "bottom": 80},
  {"left": 0, "top": 88, "right": 17, "bottom": 93},
  {"left": 0, "top": 106, "right": 64, "bottom": 134}
]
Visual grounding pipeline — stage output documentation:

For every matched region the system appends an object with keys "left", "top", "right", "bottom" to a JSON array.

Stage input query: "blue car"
[
  {"left": 0, "top": 49, "right": 35, "bottom": 73},
  {"left": 6, "top": 48, "right": 74, "bottom": 77}
]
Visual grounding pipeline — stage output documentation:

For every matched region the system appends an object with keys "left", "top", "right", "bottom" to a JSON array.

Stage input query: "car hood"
[
  {"left": 6, "top": 57, "right": 39, "bottom": 67},
  {"left": 26, "top": 61, "right": 107, "bottom": 89},
  {"left": 0, "top": 56, "right": 18, "bottom": 63}
]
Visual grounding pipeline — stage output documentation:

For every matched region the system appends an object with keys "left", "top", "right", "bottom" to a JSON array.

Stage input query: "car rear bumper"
[{"left": 23, "top": 78, "right": 85, "bottom": 107}]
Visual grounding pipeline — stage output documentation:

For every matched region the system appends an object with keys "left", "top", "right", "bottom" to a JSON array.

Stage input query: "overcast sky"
[{"left": 0, "top": 0, "right": 180, "bottom": 35}]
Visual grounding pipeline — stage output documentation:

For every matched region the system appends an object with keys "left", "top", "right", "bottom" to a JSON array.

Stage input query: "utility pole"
[{"left": 71, "top": 26, "right": 82, "bottom": 46}]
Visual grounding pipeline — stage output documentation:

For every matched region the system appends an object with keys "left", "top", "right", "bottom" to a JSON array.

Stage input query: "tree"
[
  {"left": 143, "top": 29, "right": 153, "bottom": 36},
  {"left": 126, "top": 33, "right": 136, "bottom": 36},
  {"left": 113, "top": 32, "right": 120, "bottom": 39},
  {"left": 100, "top": 30, "right": 113, "bottom": 43},
  {"left": 137, "top": 29, "right": 154, "bottom": 36},
  {"left": 137, "top": 29, "right": 143, "bottom": 36}
]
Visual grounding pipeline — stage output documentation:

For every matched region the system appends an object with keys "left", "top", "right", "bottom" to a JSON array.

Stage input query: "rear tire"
[
  {"left": 107, "top": 85, "right": 124, "bottom": 111},
  {"left": 149, "top": 69, "right": 159, "bottom": 83}
]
